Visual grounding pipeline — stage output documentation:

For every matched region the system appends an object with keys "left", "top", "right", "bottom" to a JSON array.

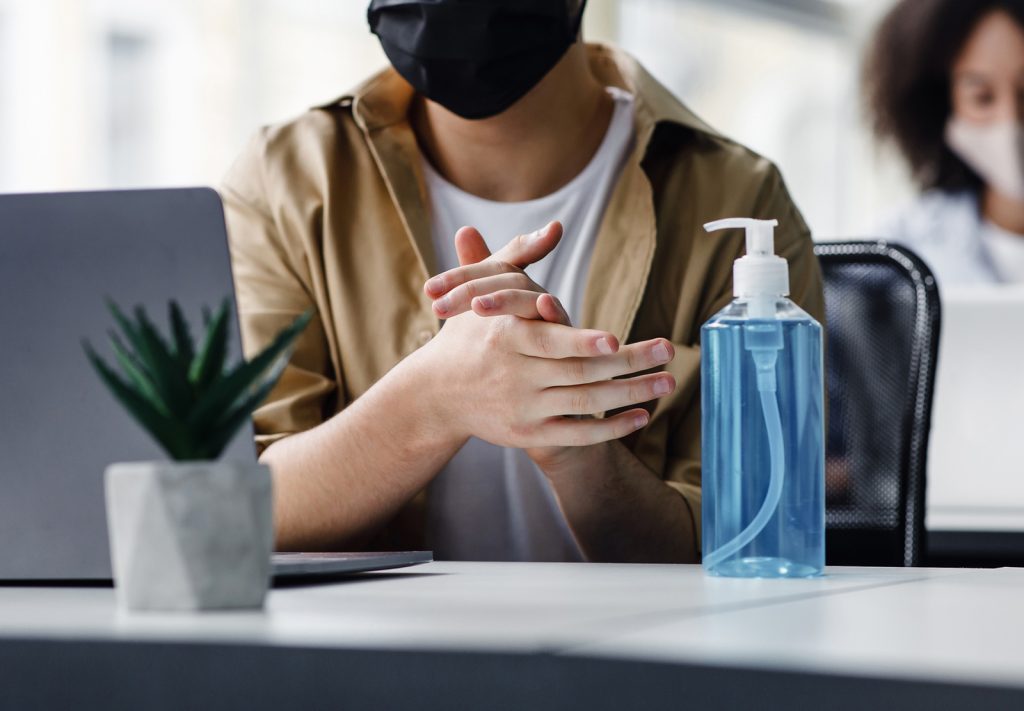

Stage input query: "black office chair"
[{"left": 814, "top": 241, "right": 941, "bottom": 567}]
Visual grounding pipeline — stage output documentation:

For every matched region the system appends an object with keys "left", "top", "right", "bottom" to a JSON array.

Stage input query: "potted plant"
[{"left": 83, "top": 299, "right": 310, "bottom": 611}]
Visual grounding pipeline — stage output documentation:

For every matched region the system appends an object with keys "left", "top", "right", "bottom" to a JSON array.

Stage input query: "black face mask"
[{"left": 367, "top": 0, "right": 587, "bottom": 120}]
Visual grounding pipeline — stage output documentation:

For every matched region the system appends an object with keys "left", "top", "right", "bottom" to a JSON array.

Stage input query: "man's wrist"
[{"left": 394, "top": 339, "right": 469, "bottom": 453}]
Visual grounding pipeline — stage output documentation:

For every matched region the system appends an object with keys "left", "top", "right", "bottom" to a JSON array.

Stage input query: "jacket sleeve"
[
  {"left": 652, "top": 162, "right": 825, "bottom": 557},
  {"left": 219, "top": 130, "right": 338, "bottom": 454}
]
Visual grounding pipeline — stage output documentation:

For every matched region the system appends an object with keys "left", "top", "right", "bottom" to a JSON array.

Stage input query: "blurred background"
[{"left": 0, "top": 0, "right": 908, "bottom": 239}]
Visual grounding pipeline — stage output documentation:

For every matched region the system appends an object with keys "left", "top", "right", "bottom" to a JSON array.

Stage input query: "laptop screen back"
[{"left": 0, "top": 188, "right": 255, "bottom": 579}]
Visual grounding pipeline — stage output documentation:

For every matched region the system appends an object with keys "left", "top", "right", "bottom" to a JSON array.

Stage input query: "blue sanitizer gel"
[{"left": 700, "top": 218, "right": 825, "bottom": 578}]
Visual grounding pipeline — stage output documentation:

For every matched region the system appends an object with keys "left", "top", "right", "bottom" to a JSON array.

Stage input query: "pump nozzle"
[{"left": 704, "top": 218, "right": 789, "bottom": 299}]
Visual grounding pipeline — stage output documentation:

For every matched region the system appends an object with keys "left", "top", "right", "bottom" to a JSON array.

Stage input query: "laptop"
[
  {"left": 927, "top": 286, "right": 1024, "bottom": 533},
  {"left": 0, "top": 188, "right": 431, "bottom": 580}
]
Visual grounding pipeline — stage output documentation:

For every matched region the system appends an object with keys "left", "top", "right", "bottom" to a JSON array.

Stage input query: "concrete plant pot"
[{"left": 105, "top": 461, "right": 273, "bottom": 612}]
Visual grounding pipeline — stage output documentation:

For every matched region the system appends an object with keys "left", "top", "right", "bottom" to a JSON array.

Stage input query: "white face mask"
[{"left": 945, "top": 118, "right": 1024, "bottom": 200}]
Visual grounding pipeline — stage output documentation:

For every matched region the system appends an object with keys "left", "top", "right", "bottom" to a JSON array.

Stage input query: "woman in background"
[{"left": 866, "top": 0, "right": 1024, "bottom": 285}]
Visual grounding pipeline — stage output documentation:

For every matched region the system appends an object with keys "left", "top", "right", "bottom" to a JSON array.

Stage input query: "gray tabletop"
[{"left": 1, "top": 562, "right": 1021, "bottom": 709}]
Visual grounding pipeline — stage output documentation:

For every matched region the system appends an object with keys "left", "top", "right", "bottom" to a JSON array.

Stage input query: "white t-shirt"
[{"left": 422, "top": 86, "right": 636, "bottom": 561}]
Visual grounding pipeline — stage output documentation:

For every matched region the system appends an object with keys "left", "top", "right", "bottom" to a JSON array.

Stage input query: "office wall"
[{"left": 0, "top": 0, "right": 910, "bottom": 237}]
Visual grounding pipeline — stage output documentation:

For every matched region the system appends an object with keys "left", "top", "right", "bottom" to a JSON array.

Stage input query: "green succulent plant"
[{"left": 84, "top": 299, "right": 311, "bottom": 461}]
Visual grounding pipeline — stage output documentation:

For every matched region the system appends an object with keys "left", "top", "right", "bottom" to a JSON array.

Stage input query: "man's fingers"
[
  {"left": 429, "top": 221, "right": 560, "bottom": 297},
  {"left": 537, "top": 293, "right": 571, "bottom": 326},
  {"left": 434, "top": 273, "right": 543, "bottom": 318},
  {"left": 543, "top": 339, "right": 675, "bottom": 386},
  {"left": 425, "top": 260, "right": 518, "bottom": 299},
  {"left": 471, "top": 289, "right": 543, "bottom": 319},
  {"left": 540, "top": 373, "right": 676, "bottom": 417},
  {"left": 493, "top": 221, "right": 563, "bottom": 269},
  {"left": 454, "top": 226, "right": 491, "bottom": 267},
  {"left": 532, "top": 409, "right": 651, "bottom": 448},
  {"left": 471, "top": 291, "right": 572, "bottom": 325},
  {"left": 427, "top": 265, "right": 570, "bottom": 325},
  {"left": 511, "top": 319, "right": 619, "bottom": 359}
]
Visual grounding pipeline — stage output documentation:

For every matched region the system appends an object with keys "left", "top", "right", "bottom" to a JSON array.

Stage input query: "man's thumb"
[
  {"left": 454, "top": 226, "right": 492, "bottom": 266},
  {"left": 496, "top": 221, "right": 563, "bottom": 269}
]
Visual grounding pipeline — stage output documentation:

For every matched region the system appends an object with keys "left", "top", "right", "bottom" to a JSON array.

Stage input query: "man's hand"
[
  {"left": 417, "top": 222, "right": 676, "bottom": 451},
  {"left": 418, "top": 307, "right": 675, "bottom": 449},
  {"left": 425, "top": 222, "right": 571, "bottom": 324}
]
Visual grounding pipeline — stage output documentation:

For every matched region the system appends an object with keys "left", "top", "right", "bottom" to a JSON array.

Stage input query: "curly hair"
[{"left": 864, "top": 0, "right": 1024, "bottom": 192}]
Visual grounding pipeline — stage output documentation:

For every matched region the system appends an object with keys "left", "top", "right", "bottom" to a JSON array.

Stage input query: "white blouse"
[{"left": 876, "top": 189, "right": 1024, "bottom": 286}]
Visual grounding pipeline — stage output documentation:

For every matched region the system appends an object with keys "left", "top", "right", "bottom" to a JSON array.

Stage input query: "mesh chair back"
[{"left": 814, "top": 241, "right": 941, "bottom": 566}]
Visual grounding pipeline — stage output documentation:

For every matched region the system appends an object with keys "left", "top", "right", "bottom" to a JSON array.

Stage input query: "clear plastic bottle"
[{"left": 700, "top": 219, "right": 825, "bottom": 578}]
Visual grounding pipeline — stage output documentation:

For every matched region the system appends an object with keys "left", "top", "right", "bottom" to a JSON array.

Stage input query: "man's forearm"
[
  {"left": 261, "top": 347, "right": 465, "bottom": 551},
  {"left": 536, "top": 441, "right": 698, "bottom": 563}
]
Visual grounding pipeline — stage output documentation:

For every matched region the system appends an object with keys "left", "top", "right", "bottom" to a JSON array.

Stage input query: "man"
[{"left": 220, "top": 0, "right": 825, "bottom": 563}]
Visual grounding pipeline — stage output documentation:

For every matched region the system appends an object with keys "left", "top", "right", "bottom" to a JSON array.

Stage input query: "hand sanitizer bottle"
[{"left": 700, "top": 218, "right": 824, "bottom": 578}]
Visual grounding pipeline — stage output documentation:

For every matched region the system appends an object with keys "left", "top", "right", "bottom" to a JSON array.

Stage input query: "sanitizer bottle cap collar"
[{"left": 703, "top": 218, "right": 789, "bottom": 298}]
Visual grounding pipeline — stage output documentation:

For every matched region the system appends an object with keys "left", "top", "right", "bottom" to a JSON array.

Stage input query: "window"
[{"left": 106, "top": 32, "right": 155, "bottom": 187}]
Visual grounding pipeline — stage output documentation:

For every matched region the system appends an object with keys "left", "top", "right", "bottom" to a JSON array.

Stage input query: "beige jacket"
[{"left": 220, "top": 43, "right": 825, "bottom": 552}]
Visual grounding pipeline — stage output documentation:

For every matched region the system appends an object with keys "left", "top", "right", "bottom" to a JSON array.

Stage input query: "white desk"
[{"left": 0, "top": 562, "right": 1021, "bottom": 709}]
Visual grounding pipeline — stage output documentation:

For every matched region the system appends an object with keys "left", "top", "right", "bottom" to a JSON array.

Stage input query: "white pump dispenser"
[
  {"left": 700, "top": 214, "right": 827, "bottom": 577},
  {"left": 699, "top": 216, "right": 825, "bottom": 579},
  {"left": 704, "top": 218, "right": 788, "bottom": 306}
]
